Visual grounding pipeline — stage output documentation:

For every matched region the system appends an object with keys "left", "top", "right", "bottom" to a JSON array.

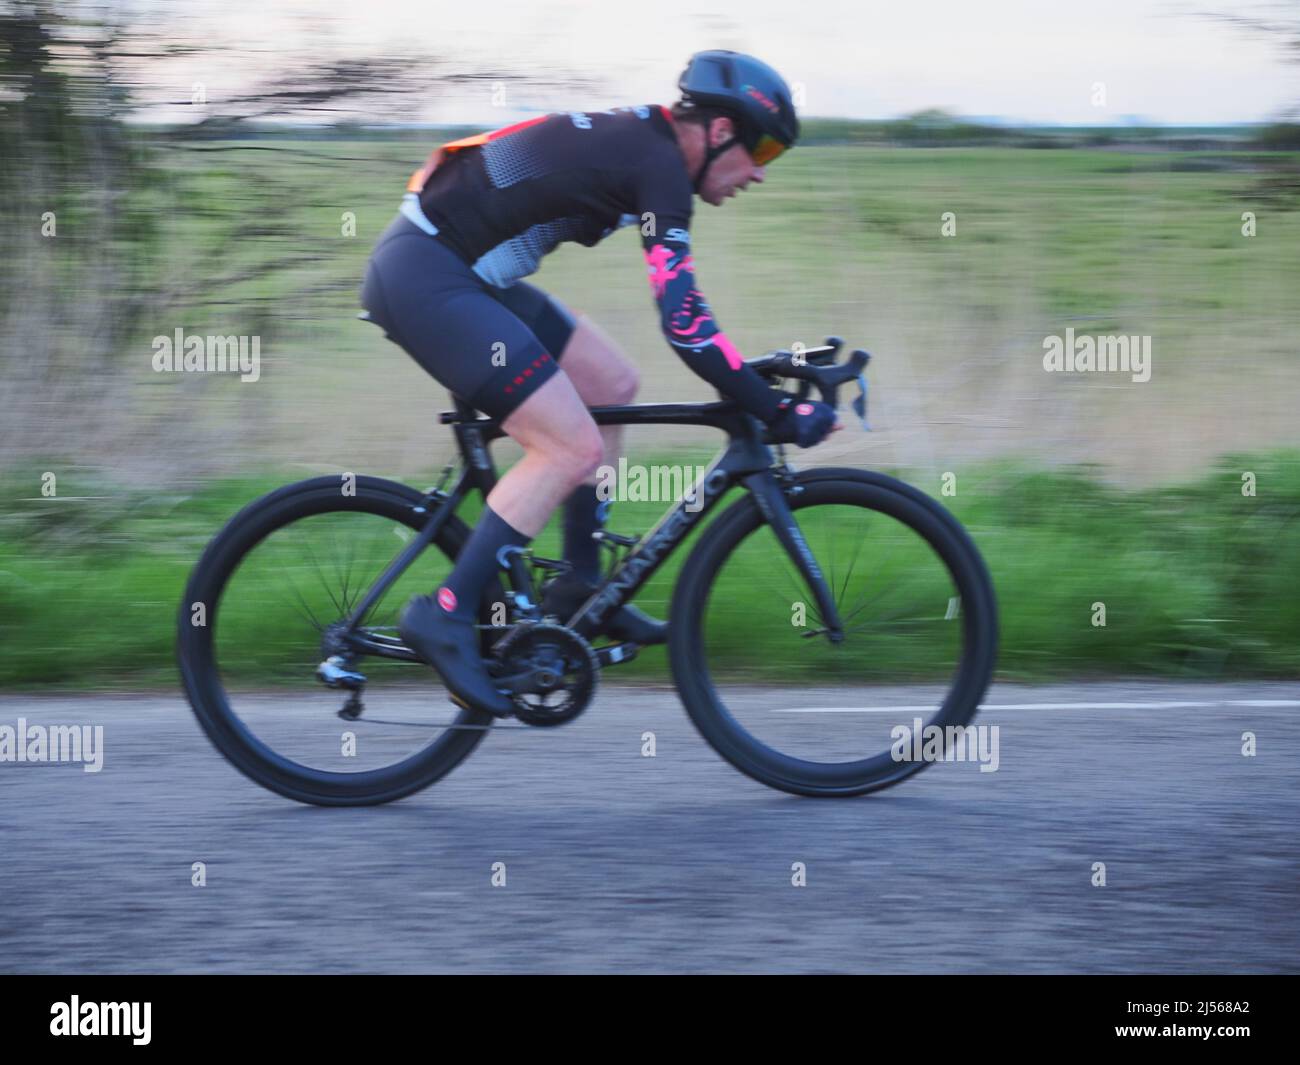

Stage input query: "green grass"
[
  {"left": 13, "top": 139, "right": 1295, "bottom": 488},
  {"left": 1, "top": 451, "right": 1297, "bottom": 689},
  {"left": 4, "top": 138, "right": 1299, "bottom": 687}
]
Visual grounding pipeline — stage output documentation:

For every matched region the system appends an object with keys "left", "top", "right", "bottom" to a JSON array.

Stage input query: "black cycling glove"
[{"left": 767, "top": 397, "right": 838, "bottom": 448}]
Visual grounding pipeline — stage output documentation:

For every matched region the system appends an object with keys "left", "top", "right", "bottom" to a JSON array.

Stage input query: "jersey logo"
[
  {"left": 645, "top": 244, "right": 695, "bottom": 299},
  {"left": 665, "top": 227, "right": 690, "bottom": 244}
]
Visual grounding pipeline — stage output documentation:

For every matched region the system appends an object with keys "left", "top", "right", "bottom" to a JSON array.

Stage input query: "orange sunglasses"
[{"left": 748, "top": 133, "right": 790, "bottom": 167}]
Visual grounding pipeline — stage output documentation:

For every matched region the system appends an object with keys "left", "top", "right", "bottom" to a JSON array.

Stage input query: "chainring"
[{"left": 490, "top": 621, "right": 599, "bottom": 727}]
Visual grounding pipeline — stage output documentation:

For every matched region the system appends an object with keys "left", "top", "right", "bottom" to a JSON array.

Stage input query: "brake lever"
[
  {"left": 815, "top": 348, "right": 871, "bottom": 419},
  {"left": 852, "top": 373, "right": 870, "bottom": 430}
]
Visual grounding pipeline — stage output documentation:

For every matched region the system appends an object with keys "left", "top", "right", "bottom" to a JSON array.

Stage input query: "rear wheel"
[
  {"left": 177, "top": 476, "right": 498, "bottom": 806},
  {"left": 669, "top": 468, "right": 998, "bottom": 796}
]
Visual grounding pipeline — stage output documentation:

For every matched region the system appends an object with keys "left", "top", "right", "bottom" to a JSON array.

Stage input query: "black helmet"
[{"left": 678, "top": 50, "right": 799, "bottom": 165}]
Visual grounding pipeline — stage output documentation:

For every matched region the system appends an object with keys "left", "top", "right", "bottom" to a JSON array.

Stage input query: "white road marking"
[{"left": 774, "top": 699, "right": 1300, "bottom": 713}]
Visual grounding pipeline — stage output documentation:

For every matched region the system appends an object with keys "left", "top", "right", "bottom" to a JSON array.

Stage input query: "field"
[{"left": 2, "top": 141, "right": 1299, "bottom": 684}]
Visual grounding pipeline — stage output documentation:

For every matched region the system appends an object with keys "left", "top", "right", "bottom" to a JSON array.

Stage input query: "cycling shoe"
[
  {"left": 541, "top": 570, "right": 667, "bottom": 646},
  {"left": 398, "top": 594, "right": 515, "bottom": 717}
]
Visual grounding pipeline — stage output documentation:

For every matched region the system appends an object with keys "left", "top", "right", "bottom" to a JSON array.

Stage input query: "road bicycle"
[{"left": 177, "top": 335, "right": 997, "bottom": 805}]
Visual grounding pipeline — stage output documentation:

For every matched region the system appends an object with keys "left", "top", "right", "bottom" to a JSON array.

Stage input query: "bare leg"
[
  {"left": 549, "top": 313, "right": 640, "bottom": 484},
  {"left": 489, "top": 370, "right": 605, "bottom": 536}
]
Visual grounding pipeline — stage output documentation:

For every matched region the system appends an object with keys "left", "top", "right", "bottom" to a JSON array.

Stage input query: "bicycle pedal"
[
  {"left": 595, "top": 642, "right": 639, "bottom": 666},
  {"left": 447, "top": 689, "right": 517, "bottom": 719}
]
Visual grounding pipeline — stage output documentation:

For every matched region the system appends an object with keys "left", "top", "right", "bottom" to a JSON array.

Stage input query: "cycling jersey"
[{"left": 401, "top": 105, "right": 784, "bottom": 422}]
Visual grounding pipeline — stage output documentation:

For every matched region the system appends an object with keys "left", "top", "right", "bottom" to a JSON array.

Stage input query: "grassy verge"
[{"left": 2, "top": 451, "right": 1298, "bottom": 689}]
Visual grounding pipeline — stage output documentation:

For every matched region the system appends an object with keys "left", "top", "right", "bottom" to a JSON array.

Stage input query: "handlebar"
[{"left": 747, "top": 336, "right": 871, "bottom": 428}]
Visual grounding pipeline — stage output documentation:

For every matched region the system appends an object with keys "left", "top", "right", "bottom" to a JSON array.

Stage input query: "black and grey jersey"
[{"left": 401, "top": 104, "right": 783, "bottom": 421}]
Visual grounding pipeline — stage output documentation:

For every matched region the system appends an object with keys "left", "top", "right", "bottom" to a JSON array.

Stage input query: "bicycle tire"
[
  {"left": 669, "top": 467, "right": 998, "bottom": 796},
  {"left": 177, "top": 475, "right": 496, "bottom": 806}
]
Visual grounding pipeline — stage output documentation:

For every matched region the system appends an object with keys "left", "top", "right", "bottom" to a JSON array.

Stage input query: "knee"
[
  {"left": 544, "top": 422, "right": 605, "bottom": 484},
  {"left": 564, "top": 317, "right": 640, "bottom": 405},
  {"left": 607, "top": 362, "right": 640, "bottom": 405},
  {"left": 569, "top": 424, "right": 607, "bottom": 481}
]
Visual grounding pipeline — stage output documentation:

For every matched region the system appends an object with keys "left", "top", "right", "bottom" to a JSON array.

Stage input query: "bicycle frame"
[{"left": 342, "top": 395, "right": 845, "bottom": 655}]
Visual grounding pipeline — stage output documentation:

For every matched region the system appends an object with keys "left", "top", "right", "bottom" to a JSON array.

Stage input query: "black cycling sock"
[
  {"left": 436, "top": 505, "right": 531, "bottom": 621},
  {"left": 562, "top": 483, "right": 606, "bottom": 583}
]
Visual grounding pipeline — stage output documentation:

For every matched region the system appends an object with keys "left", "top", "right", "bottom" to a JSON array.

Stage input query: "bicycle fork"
[{"left": 743, "top": 470, "right": 845, "bottom": 643}]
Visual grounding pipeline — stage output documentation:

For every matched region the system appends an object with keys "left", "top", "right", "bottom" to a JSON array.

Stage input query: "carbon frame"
[{"left": 342, "top": 396, "right": 844, "bottom": 653}]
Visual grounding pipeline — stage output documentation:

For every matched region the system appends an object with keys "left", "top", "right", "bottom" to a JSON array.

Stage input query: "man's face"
[{"left": 698, "top": 118, "right": 766, "bottom": 207}]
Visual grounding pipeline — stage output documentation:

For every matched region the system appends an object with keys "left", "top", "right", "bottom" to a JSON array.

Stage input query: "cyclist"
[{"left": 360, "top": 50, "right": 839, "bottom": 716}]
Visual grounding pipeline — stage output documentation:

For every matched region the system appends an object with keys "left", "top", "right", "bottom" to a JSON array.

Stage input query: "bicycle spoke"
[
  {"left": 690, "top": 486, "right": 975, "bottom": 774},
  {"left": 299, "top": 537, "right": 347, "bottom": 620},
  {"left": 193, "top": 498, "right": 492, "bottom": 795}
]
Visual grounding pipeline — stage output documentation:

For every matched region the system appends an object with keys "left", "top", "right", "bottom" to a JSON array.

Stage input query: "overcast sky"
[{"left": 127, "top": 0, "right": 1298, "bottom": 124}]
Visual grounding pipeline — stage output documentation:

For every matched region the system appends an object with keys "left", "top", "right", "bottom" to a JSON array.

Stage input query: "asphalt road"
[{"left": 1, "top": 681, "right": 1297, "bottom": 973}]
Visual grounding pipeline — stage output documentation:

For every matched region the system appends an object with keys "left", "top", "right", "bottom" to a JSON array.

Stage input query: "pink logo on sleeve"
[{"left": 645, "top": 244, "right": 694, "bottom": 298}]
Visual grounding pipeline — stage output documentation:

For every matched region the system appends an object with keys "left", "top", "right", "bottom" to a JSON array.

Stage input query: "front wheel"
[{"left": 669, "top": 468, "right": 998, "bottom": 797}]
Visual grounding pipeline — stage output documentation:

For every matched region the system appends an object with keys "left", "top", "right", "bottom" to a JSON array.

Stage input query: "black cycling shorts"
[{"left": 360, "top": 213, "right": 576, "bottom": 420}]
